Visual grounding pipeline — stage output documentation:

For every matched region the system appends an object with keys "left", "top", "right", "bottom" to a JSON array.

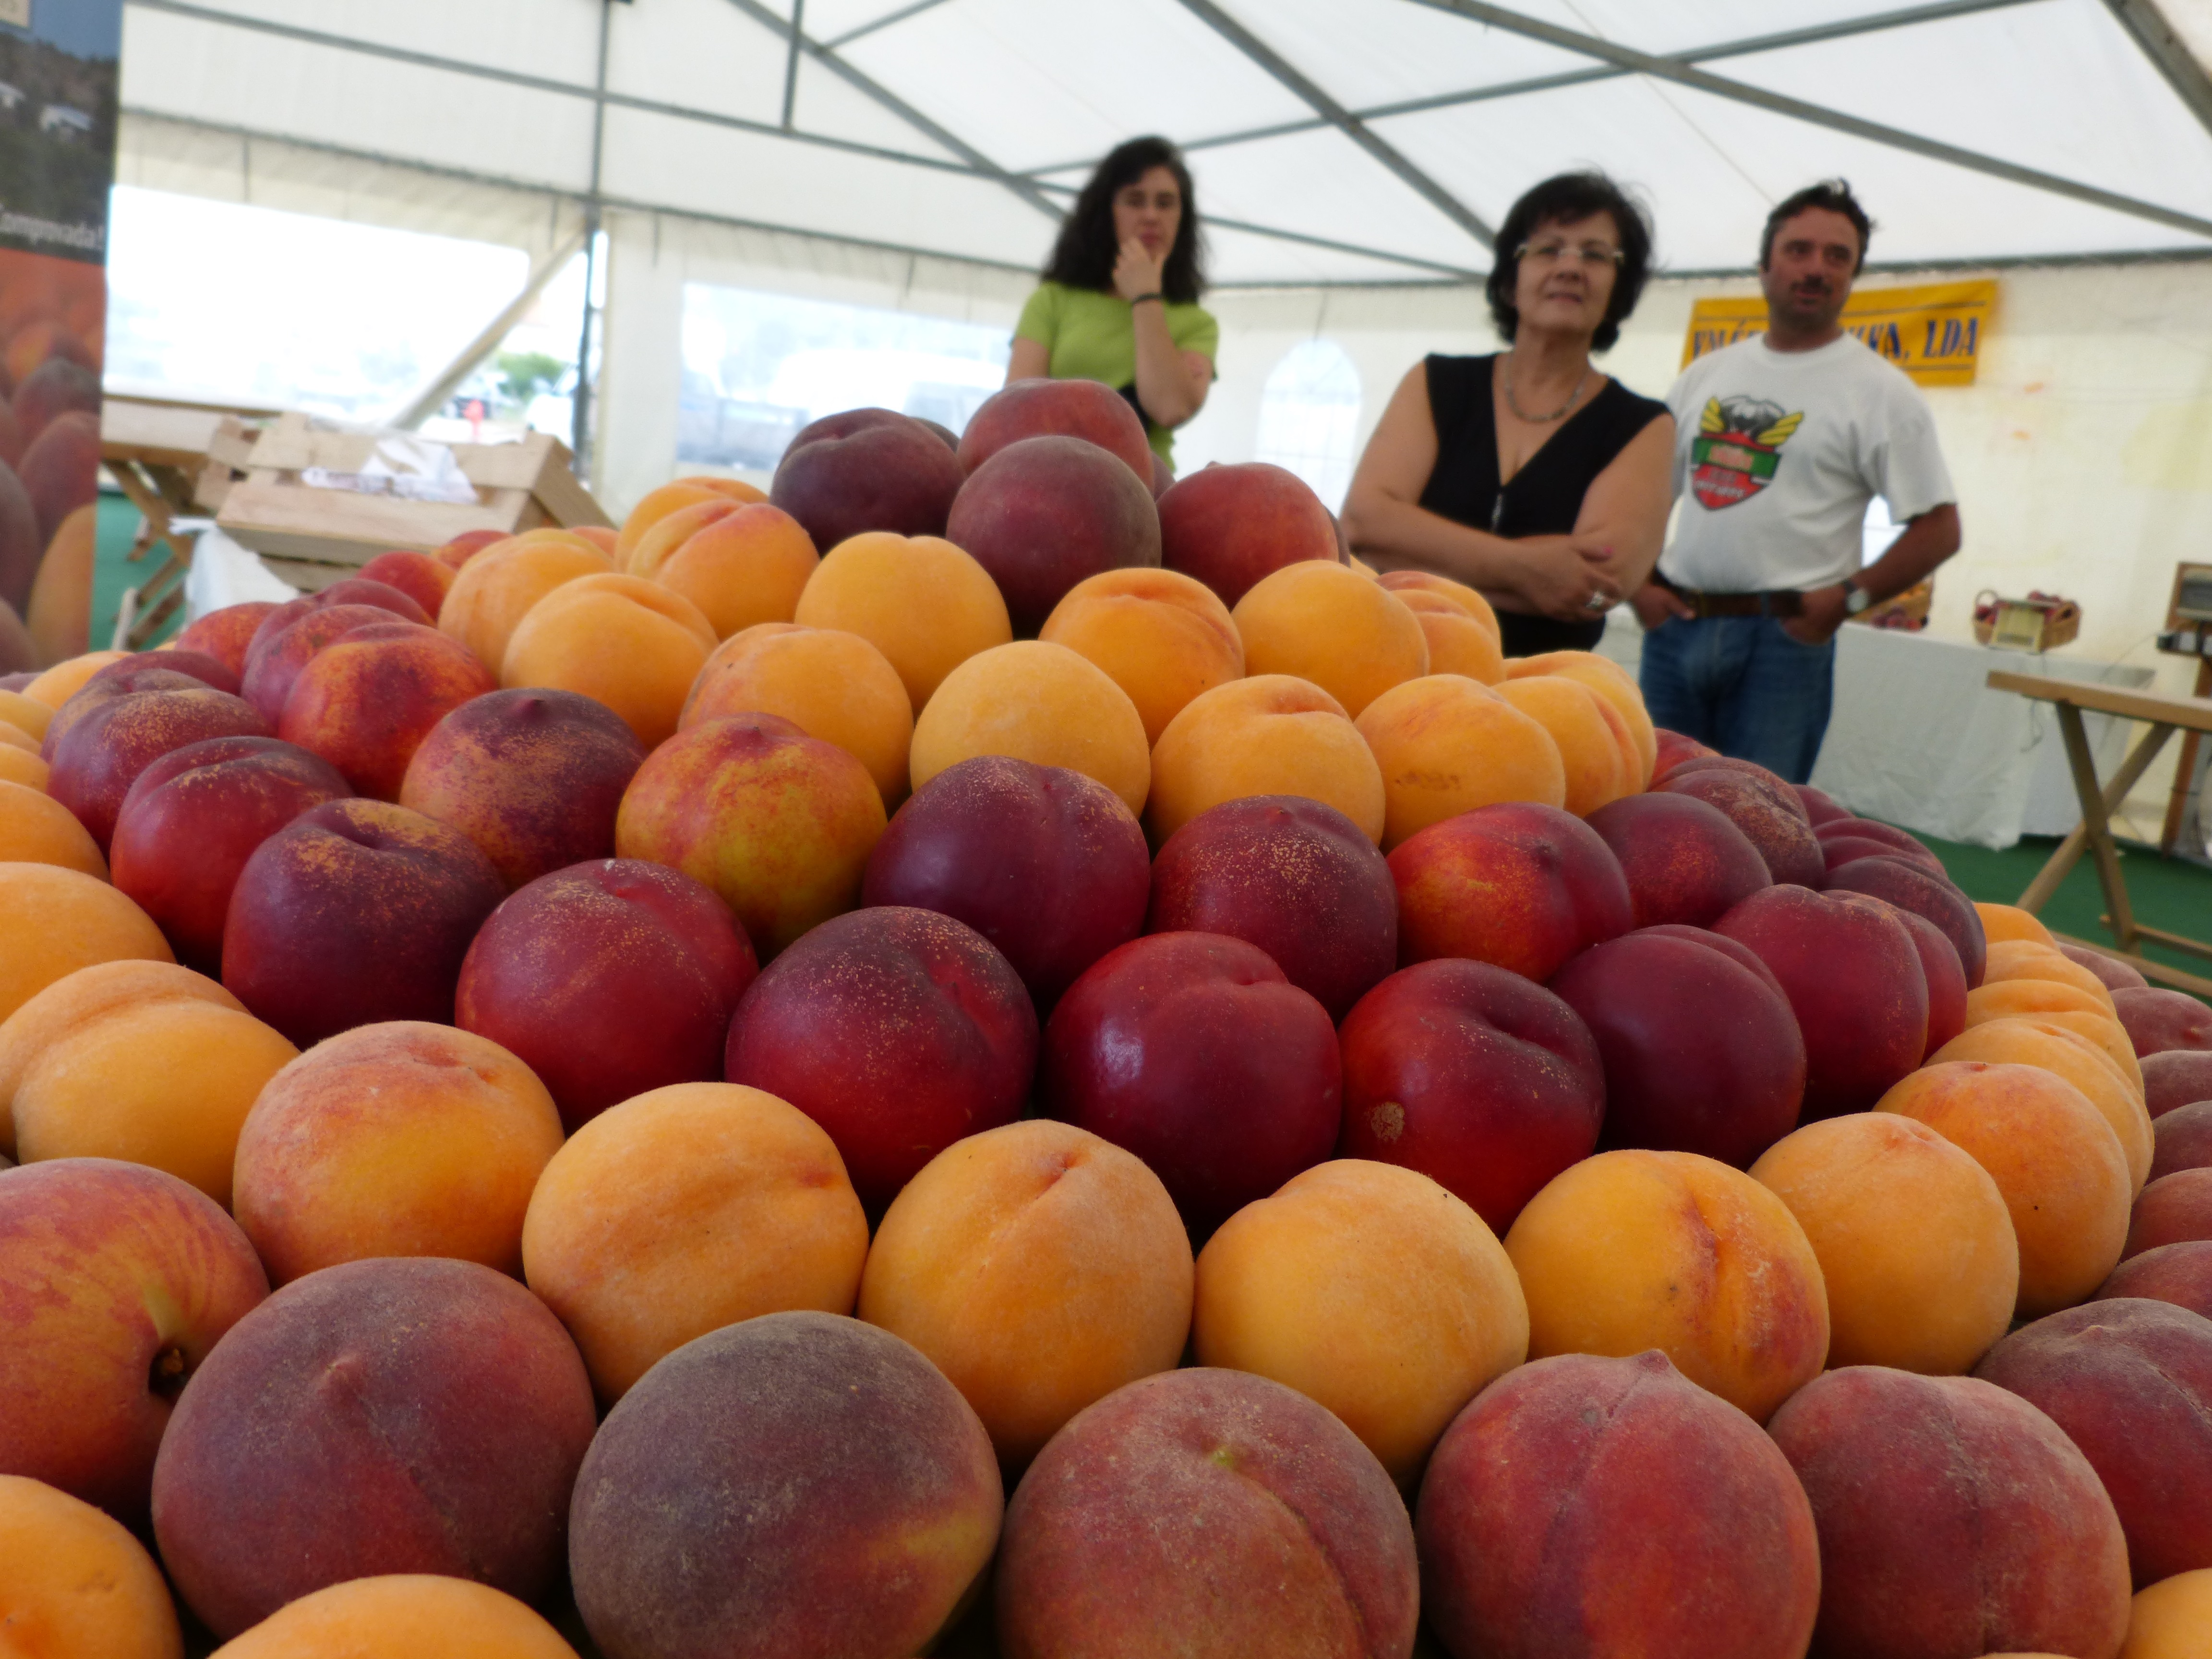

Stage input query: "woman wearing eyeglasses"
[{"left": 1341, "top": 171, "right": 1672, "bottom": 657}]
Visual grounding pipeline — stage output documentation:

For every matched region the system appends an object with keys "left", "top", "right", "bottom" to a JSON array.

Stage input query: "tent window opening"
[
  {"left": 1255, "top": 339, "right": 1361, "bottom": 513},
  {"left": 678, "top": 283, "right": 1010, "bottom": 479},
  {"left": 104, "top": 186, "right": 532, "bottom": 424}
]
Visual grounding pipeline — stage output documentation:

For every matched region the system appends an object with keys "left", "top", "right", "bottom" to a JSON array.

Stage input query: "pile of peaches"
[{"left": 0, "top": 379, "right": 2210, "bottom": 1659}]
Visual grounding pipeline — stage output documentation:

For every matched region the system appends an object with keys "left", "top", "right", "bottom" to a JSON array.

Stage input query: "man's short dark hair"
[
  {"left": 1760, "top": 180, "right": 1875, "bottom": 272},
  {"left": 1485, "top": 171, "right": 1654, "bottom": 354},
  {"left": 1042, "top": 136, "right": 1208, "bottom": 306}
]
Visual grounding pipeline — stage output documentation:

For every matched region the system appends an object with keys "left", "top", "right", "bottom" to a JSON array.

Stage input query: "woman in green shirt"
[{"left": 1008, "top": 136, "right": 1219, "bottom": 476}]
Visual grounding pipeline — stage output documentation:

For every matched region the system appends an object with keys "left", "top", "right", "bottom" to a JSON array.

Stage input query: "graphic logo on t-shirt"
[{"left": 1691, "top": 396, "right": 1804, "bottom": 510}]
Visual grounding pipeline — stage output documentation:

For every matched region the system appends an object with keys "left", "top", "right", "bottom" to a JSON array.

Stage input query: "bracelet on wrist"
[{"left": 1129, "top": 291, "right": 1165, "bottom": 306}]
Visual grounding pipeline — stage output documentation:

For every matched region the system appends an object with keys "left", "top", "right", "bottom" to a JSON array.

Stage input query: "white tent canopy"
[{"left": 122, "top": 0, "right": 2212, "bottom": 285}]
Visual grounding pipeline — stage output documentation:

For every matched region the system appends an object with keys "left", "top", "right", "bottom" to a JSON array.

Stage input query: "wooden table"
[{"left": 1987, "top": 670, "right": 2212, "bottom": 996}]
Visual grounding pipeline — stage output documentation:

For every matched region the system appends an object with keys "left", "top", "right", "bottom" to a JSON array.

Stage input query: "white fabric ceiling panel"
[
  {"left": 1174, "top": 125, "right": 1492, "bottom": 274},
  {"left": 1716, "top": 0, "right": 2212, "bottom": 222},
  {"left": 784, "top": 52, "right": 968, "bottom": 163},
  {"left": 1553, "top": 0, "right": 1995, "bottom": 55},
  {"left": 1201, "top": 0, "right": 1594, "bottom": 113},
  {"left": 120, "top": 6, "right": 598, "bottom": 191},
  {"left": 802, "top": 0, "right": 928, "bottom": 44},
  {"left": 835, "top": 0, "right": 1311, "bottom": 173},
  {"left": 149, "top": 0, "right": 604, "bottom": 86},
  {"left": 1201, "top": 221, "right": 1467, "bottom": 286},
  {"left": 604, "top": 0, "right": 791, "bottom": 130},
  {"left": 598, "top": 103, "right": 1055, "bottom": 266}
]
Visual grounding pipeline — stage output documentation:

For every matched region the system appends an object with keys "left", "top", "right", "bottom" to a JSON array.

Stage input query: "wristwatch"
[{"left": 1842, "top": 580, "right": 1874, "bottom": 617}]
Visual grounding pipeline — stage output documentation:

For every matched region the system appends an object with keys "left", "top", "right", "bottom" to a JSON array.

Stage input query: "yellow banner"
[{"left": 1681, "top": 279, "right": 1997, "bottom": 387}]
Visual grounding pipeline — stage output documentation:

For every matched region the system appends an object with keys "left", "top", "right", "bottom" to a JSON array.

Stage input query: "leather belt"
[{"left": 1659, "top": 579, "right": 1805, "bottom": 620}]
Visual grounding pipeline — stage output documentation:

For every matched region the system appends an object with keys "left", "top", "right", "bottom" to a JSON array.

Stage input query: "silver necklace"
[{"left": 1503, "top": 354, "right": 1590, "bottom": 423}]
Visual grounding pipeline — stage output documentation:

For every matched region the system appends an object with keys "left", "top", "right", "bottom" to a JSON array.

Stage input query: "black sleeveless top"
[{"left": 1418, "top": 353, "right": 1668, "bottom": 653}]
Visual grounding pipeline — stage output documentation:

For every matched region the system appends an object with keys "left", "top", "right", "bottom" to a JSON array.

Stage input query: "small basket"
[{"left": 1973, "top": 589, "right": 2081, "bottom": 652}]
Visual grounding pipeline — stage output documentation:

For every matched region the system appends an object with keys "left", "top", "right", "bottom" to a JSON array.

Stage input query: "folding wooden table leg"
[
  {"left": 2016, "top": 719, "right": 2173, "bottom": 914},
  {"left": 2053, "top": 702, "right": 2145, "bottom": 952}
]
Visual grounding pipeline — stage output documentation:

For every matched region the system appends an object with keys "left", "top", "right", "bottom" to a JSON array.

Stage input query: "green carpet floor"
[{"left": 90, "top": 489, "right": 182, "bottom": 652}]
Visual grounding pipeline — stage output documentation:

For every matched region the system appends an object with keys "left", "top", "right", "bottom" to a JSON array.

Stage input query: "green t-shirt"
[{"left": 1013, "top": 280, "right": 1219, "bottom": 466}]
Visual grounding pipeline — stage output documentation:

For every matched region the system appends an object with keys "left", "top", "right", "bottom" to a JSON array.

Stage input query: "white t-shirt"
[{"left": 1658, "top": 332, "right": 1955, "bottom": 594}]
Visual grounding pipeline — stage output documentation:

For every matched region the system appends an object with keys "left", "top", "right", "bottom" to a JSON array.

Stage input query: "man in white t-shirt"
[{"left": 1632, "top": 180, "right": 1961, "bottom": 783}]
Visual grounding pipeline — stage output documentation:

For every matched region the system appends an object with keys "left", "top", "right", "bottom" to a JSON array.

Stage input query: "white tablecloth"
[{"left": 1597, "top": 616, "right": 2152, "bottom": 850}]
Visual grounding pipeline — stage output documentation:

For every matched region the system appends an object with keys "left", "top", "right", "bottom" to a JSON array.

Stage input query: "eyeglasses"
[{"left": 1517, "top": 240, "right": 1624, "bottom": 268}]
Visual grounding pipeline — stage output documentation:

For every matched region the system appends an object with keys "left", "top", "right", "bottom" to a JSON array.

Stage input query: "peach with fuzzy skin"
[
  {"left": 1393, "top": 586, "right": 1507, "bottom": 683},
  {"left": 0, "top": 1474, "right": 184, "bottom": 1659},
  {"left": 1975, "top": 1298, "right": 2212, "bottom": 1589},
  {"left": 910, "top": 640, "right": 1151, "bottom": 817},
  {"left": 1231, "top": 560, "right": 1429, "bottom": 719},
  {"left": 0, "top": 961, "right": 247, "bottom": 1156},
  {"left": 110, "top": 736, "right": 352, "bottom": 972},
  {"left": 175, "top": 606, "right": 278, "bottom": 677},
  {"left": 1156, "top": 460, "right": 1343, "bottom": 608},
  {"left": 1768, "top": 1366, "right": 2133, "bottom": 1659},
  {"left": 48, "top": 685, "right": 272, "bottom": 850},
  {"left": 569, "top": 1311, "right": 1003, "bottom": 1659},
  {"left": 0, "top": 685, "right": 50, "bottom": 741},
  {"left": 1038, "top": 565, "right": 1244, "bottom": 745},
  {"left": 1494, "top": 674, "right": 1632, "bottom": 816},
  {"left": 232, "top": 1022, "right": 564, "bottom": 1285},
  {"left": 2114, "top": 986, "right": 2212, "bottom": 1058},
  {"left": 7, "top": 988, "right": 298, "bottom": 1207},
  {"left": 1982, "top": 938, "right": 2121, "bottom": 1010},
  {"left": 684, "top": 623, "right": 914, "bottom": 803},
  {"left": 1506, "top": 649, "right": 1657, "bottom": 786},
  {"left": 1935, "top": 1018, "right": 2154, "bottom": 1193},
  {"left": 1752, "top": 1113, "right": 2019, "bottom": 1373},
  {"left": 20, "top": 649, "right": 127, "bottom": 709},
  {"left": 399, "top": 688, "right": 647, "bottom": 890},
  {"left": 1376, "top": 567, "right": 1500, "bottom": 637},
  {"left": 2147, "top": 1051, "right": 2212, "bottom": 1118},
  {"left": 1879, "top": 1059, "right": 2132, "bottom": 1316},
  {"left": 635, "top": 500, "right": 818, "bottom": 639},
  {"left": 0, "top": 741, "right": 48, "bottom": 790},
  {"left": 1503, "top": 1148, "right": 1830, "bottom": 1422},
  {"left": 1194, "top": 1159, "right": 1527, "bottom": 1483},
  {"left": 0, "top": 775, "right": 102, "bottom": 873},
  {"left": 859, "top": 1119, "right": 1193, "bottom": 1467},
  {"left": 995, "top": 1366, "right": 1418, "bottom": 1659},
  {"left": 438, "top": 536, "right": 613, "bottom": 675},
  {"left": 2152, "top": 1102, "right": 2212, "bottom": 1181},
  {"left": 2061, "top": 943, "right": 2151, "bottom": 991},
  {"left": 2125, "top": 1167, "right": 2212, "bottom": 1260},
  {"left": 1147, "top": 673, "right": 1386, "bottom": 846},
  {"left": 456, "top": 860, "right": 757, "bottom": 1133},
  {"left": 221, "top": 798, "right": 506, "bottom": 1047},
  {"left": 2123, "top": 1570, "right": 2212, "bottom": 1659},
  {"left": 1392, "top": 801, "right": 1635, "bottom": 983},
  {"left": 615, "top": 714, "right": 887, "bottom": 957},
  {"left": 1978, "top": 901, "right": 2057, "bottom": 947},
  {"left": 524, "top": 1082, "right": 867, "bottom": 1404},
  {"left": 792, "top": 531, "right": 1012, "bottom": 711},
  {"left": 0, "top": 862, "right": 171, "bottom": 1026},
  {"left": 1976, "top": 994, "right": 2143, "bottom": 1094},
  {"left": 278, "top": 620, "right": 498, "bottom": 800},
  {"left": 616, "top": 482, "right": 741, "bottom": 565},
  {"left": 207, "top": 1575, "right": 578, "bottom": 1659},
  {"left": 958, "top": 377, "right": 1154, "bottom": 480},
  {"left": 1356, "top": 675, "right": 1566, "bottom": 850},
  {"left": 238, "top": 605, "right": 404, "bottom": 728},
  {"left": 354, "top": 550, "right": 456, "bottom": 621},
  {"left": 499, "top": 573, "right": 715, "bottom": 749},
  {"left": 0, "top": 1159, "right": 269, "bottom": 1526},
  {"left": 432, "top": 527, "right": 511, "bottom": 572},
  {"left": 150, "top": 1257, "right": 598, "bottom": 1643},
  {"left": 1418, "top": 1350, "right": 1822, "bottom": 1659}
]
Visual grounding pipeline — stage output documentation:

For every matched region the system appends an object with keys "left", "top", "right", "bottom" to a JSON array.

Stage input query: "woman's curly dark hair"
[
  {"left": 1486, "top": 171, "right": 1654, "bottom": 353},
  {"left": 1042, "top": 136, "right": 1208, "bottom": 306}
]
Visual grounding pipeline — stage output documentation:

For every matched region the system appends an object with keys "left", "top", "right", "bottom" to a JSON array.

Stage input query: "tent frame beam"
[
  {"left": 1405, "top": 0, "right": 2212, "bottom": 240},
  {"left": 1024, "top": 0, "right": 2048, "bottom": 174},
  {"left": 1171, "top": 0, "right": 1497, "bottom": 249},
  {"left": 2101, "top": 0, "right": 2212, "bottom": 139},
  {"left": 123, "top": 0, "right": 1472, "bottom": 276}
]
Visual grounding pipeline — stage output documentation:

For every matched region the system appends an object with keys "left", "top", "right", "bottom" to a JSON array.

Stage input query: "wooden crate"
[{"left": 215, "top": 415, "right": 610, "bottom": 589}]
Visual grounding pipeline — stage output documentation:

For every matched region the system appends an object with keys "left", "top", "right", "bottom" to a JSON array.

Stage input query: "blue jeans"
[{"left": 1638, "top": 615, "right": 1836, "bottom": 784}]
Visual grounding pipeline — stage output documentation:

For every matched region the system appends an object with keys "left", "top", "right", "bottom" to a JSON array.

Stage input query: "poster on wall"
[
  {"left": 1682, "top": 279, "right": 1998, "bottom": 388},
  {"left": 0, "top": 0, "right": 119, "bottom": 675}
]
